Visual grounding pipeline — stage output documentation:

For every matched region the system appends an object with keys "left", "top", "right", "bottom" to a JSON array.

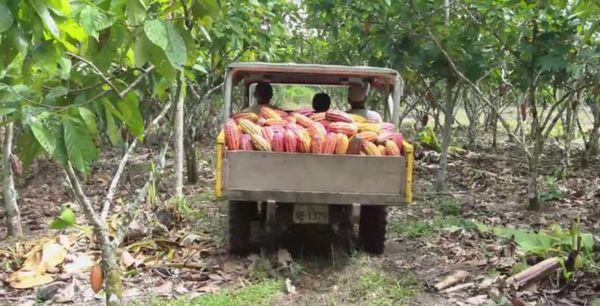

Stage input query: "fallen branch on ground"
[{"left": 506, "top": 257, "right": 560, "bottom": 288}]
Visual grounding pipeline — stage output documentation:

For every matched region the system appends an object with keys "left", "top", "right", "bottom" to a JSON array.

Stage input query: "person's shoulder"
[{"left": 367, "top": 110, "right": 383, "bottom": 122}]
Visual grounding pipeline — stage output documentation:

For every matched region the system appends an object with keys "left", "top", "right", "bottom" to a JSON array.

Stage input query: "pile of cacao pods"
[{"left": 223, "top": 106, "right": 404, "bottom": 156}]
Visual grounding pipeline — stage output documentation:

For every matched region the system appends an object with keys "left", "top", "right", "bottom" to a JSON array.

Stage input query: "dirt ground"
[{"left": 1, "top": 139, "right": 599, "bottom": 305}]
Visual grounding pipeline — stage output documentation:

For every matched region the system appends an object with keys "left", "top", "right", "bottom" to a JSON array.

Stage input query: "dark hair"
[
  {"left": 255, "top": 82, "right": 273, "bottom": 104},
  {"left": 312, "top": 92, "right": 331, "bottom": 112}
]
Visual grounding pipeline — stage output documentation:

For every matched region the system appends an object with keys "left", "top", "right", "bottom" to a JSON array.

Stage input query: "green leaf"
[
  {"left": 125, "top": 0, "right": 146, "bottom": 26},
  {"left": 16, "top": 128, "right": 42, "bottom": 170},
  {"left": 47, "top": 0, "right": 71, "bottom": 16},
  {"left": 64, "top": 118, "right": 97, "bottom": 173},
  {"left": 134, "top": 33, "right": 176, "bottom": 79},
  {"left": 0, "top": 108, "right": 17, "bottom": 116},
  {"left": 191, "top": 0, "right": 219, "bottom": 19},
  {"left": 143, "top": 20, "right": 186, "bottom": 69},
  {"left": 79, "top": 5, "right": 114, "bottom": 40},
  {"left": 50, "top": 207, "right": 76, "bottom": 229},
  {"left": 78, "top": 107, "right": 98, "bottom": 135},
  {"left": 117, "top": 92, "right": 144, "bottom": 138},
  {"left": 30, "top": 120, "right": 68, "bottom": 164},
  {"left": 144, "top": 20, "right": 169, "bottom": 49},
  {"left": 0, "top": 4, "right": 13, "bottom": 33},
  {"left": 164, "top": 24, "right": 187, "bottom": 69},
  {"left": 30, "top": 0, "right": 60, "bottom": 37},
  {"left": 103, "top": 100, "right": 123, "bottom": 146}
]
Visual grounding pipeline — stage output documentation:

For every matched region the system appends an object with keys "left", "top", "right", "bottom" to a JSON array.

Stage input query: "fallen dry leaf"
[
  {"left": 64, "top": 253, "right": 95, "bottom": 274},
  {"left": 152, "top": 281, "right": 173, "bottom": 297},
  {"left": 8, "top": 270, "right": 53, "bottom": 289},
  {"left": 120, "top": 250, "right": 136, "bottom": 268}
]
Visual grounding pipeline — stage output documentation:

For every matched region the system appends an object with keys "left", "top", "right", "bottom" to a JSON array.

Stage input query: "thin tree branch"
[
  {"left": 425, "top": 28, "right": 527, "bottom": 154},
  {"left": 112, "top": 133, "right": 172, "bottom": 247},
  {"left": 100, "top": 99, "right": 173, "bottom": 221},
  {"left": 118, "top": 65, "right": 156, "bottom": 98},
  {"left": 67, "top": 52, "right": 122, "bottom": 98},
  {"left": 65, "top": 162, "right": 105, "bottom": 232}
]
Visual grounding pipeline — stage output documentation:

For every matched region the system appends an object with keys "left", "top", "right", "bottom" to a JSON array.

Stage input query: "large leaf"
[
  {"left": 143, "top": 20, "right": 186, "bottom": 69},
  {"left": 78, "top": 107, "right": 99, "bottom": 135},
  {"left": 0, "top": 4, "right": 13, "bottom": 33},
  {"left": 16, "top": 128, "right": 42, "bottom": 170},
  {"left": 78, "top": 5, "right": 114, "bottom": 40},
  {"left": 125, "top": 0, "right": 146, "bottom": 26},
  {"left": 103, "top": 99, "right": 123, "bottom": 146},
  {"left": 30, "top": 0, "right": 60, "bottom": 37},
  {"left": 63, "top": 118, "right": 97, "bottom": 173},
  {"left": 30, "top": 121, "right": 68, "bottom": 165},
  {"left": 143, "top": 20, "right": 169, "bottom": 49},
  {"left": 117, "top": 92, "right": 144, "bottom": 138},
  {"left": 134, "top": 33, "right": 176, "bottom": 79}
]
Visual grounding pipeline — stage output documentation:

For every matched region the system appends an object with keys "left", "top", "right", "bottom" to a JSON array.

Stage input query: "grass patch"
[
  {"left": 333, "top": 256, "right": 419, "bottom": 305},
  {"left": 150, "top": 280, "right": 283, "bottom": 306},
  {"left": 388, "top": 216, "right": 476, "bottom": 239},
  {"left": 436, "top": 197, "right": 460, "bottom": 216}
]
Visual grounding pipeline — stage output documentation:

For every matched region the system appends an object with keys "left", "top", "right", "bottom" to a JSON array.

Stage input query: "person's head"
[
  {"left": 312, "top": 92, "right": 331, "bottom": 112},
  {"left": 254, "top": 81, "right": 273, "bottom": 105},
  {"left": 348, "top": 83, "right": 368, "bottom": 109}
]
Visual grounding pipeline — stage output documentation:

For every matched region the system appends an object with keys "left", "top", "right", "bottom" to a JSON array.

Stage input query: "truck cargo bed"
[{"left": 221, "top": 151, "right": 407, "bottom": 205}]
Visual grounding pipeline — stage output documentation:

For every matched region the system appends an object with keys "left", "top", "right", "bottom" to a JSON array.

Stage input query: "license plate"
[{"left": 293, "top": 204, "right": 329, "bottom": 224}]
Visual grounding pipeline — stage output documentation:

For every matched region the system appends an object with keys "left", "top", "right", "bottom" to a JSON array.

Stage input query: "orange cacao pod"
[
  {"left": 239, "top": 119, "right": 262, "bottom": 136},
  {"left": 323, "top": 133, "right": 338, "bottom": 154},
  {"left": 232, "top": 112, "right": 258, "bottom": 123},
  {"left": 363, "top": 141, "right": 383, "bottom": 156},
  {"left": 259, "top": 106, "right": 283, "bottom": 120},
  {"left": 335, "top": 133, "right": 349, "bottom": 154},
  {"left": 250, "top": 134, "right": 272, "bottom": 151},
  {"left": 358, "top": 123, "right": 382, "bottom": 133},
  {"left": 264, "top": 118, "right": 288, "bottom": 126},
  {"left": 384, "top": 140, "right": 400, "bottom": 156},
  {"left": 328, "top": 122, "right": 358, "bottom": 137},
  {"left": 326, "top": 110, "right": 354, "bottom": 123},
  {"left": 292, "top": 112, "right": 314, "bottom": 128},
  {"left": 357, "top": 131, "right": 378, "bottom": 142},
  {"left": 307, "top": 121, "right": 327, "bottom": 139},
  {"left": 10, "top": 155, "right": 22, "bottom": 177},
  {"left": 224, "top": 119, "right": 241, "bottom": 150}
]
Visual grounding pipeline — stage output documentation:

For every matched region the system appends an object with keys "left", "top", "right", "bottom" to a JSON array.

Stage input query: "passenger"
[
  {"left": 245, "top": 81, "right": 277, "bottom": 113},
  {"left": 346, "top": 83, "right": 382, "bottom": 123},
  {"left": 312, "top": 92, "right": 331, "bottom": 112}
]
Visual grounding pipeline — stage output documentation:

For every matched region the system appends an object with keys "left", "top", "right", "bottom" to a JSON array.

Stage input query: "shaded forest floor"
[{"left": 1, "top": 139, "right": 599, "bottom": 305}]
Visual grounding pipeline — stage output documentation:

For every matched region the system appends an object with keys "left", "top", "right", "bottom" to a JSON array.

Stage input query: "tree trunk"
[
  {"left": 586, "top": 100, "right": 599, "bottom": 160},
  {"left": 491, "top": 108, "right": 498, "bottom": 153},
  {"left": 174, "top": 74, "right": 186, "bottom": 197},
  {"left": 184, "top": 129, "right": 198, "bottom": 184},
  {"left": 526, "top": 153, "right": 540, "bottom": 210},
  {"left": 99, "top": 232, "right": 123, "bottom": 305},
  {"left": 562, "top": 94, "right": 578, "bottom": 174},
  {"left": 3, "top": 123, "right": 22, "bottom": 237},
  {"left": 436, "top": 79, "right": 455, "bottom": 192}
]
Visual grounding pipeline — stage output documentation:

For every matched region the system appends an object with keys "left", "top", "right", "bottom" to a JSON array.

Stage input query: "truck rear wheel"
[
  {"left": 228, "top": 201, "right": 257, "bottom": 255},
  {"left": 359, "top": 205, "right": 387, "bottom": 255}
]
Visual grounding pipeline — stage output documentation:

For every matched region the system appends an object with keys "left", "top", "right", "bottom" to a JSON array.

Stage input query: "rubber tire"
[
  {"left": 359, "top": 205, "right": 387, "bottom": 255},
  {"left": 228, "top": 201, "right": 257, "bottom": 255}
]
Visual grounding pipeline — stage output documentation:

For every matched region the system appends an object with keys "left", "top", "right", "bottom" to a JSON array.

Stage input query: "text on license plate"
[{"left": 293, "top": 204, "right": 329, "bottom": 224}]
